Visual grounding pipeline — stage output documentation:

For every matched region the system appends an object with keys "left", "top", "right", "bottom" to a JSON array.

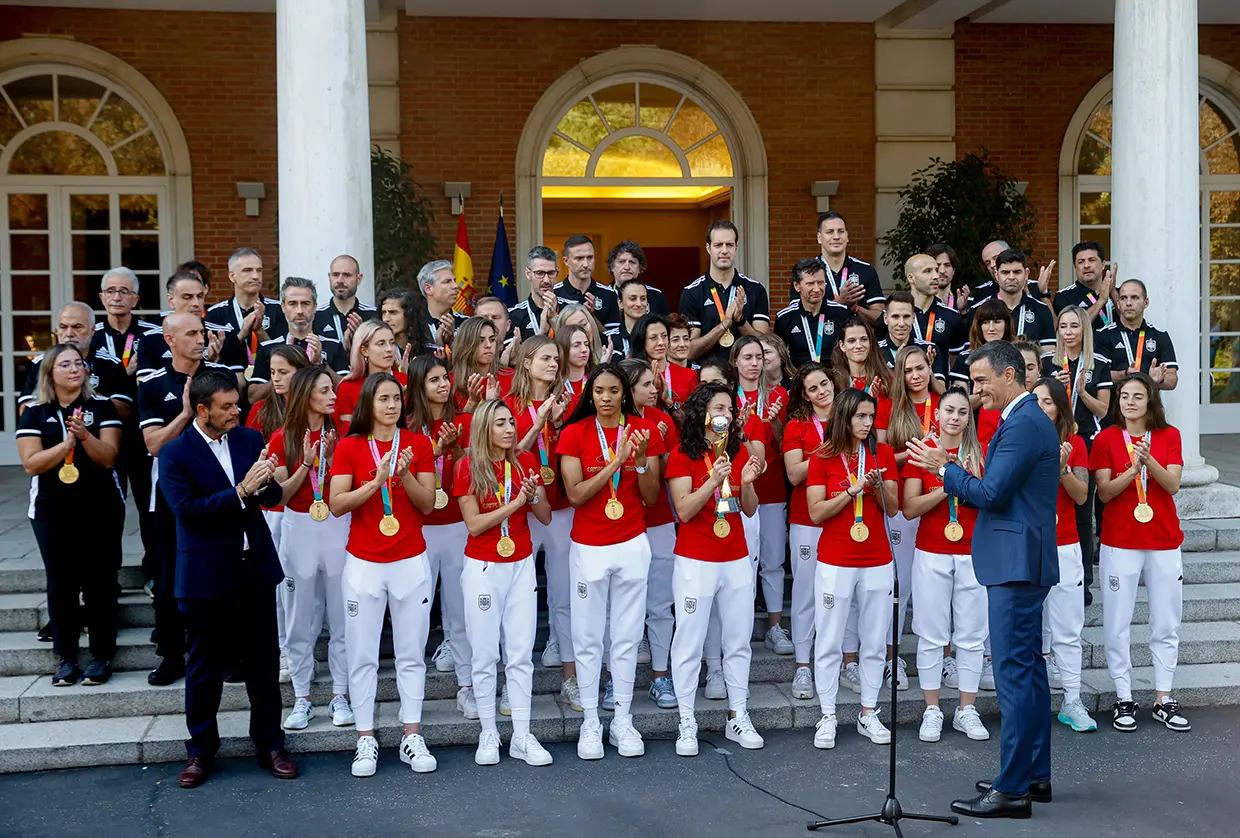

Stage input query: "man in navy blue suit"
[
  {"left": 908, "top": 340, "right": 1060, "bottom": 819},
  {"left": 157, "top": 369, "right": 298, "bottom": 788}
]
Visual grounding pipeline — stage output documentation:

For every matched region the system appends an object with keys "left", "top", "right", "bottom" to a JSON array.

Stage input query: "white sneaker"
[
  {"left": 282, "top": 697, "right": 313, "bottom": 731},
  {"left": 456, "top": 686, "right": 480, "bottom": 720},
  {"left": 560, "top": 676, "right": 582, "bottom": 712},
  {"left": 577, "top": 717, "right": 605, "bottom": 760},
  {"left": 608, "top": 717, "right": 645, "bottom": 757},
  {"left": 942, "top": 656, "right": 959, "bottom": 689},
  {"left": 704, "top": 668, "right": 727, "bottom": 700},
  {"left": 764, "top": 625, "right": 794, "bottom": 656},
  {"left": 541, "top": 637, "right": 562, "bottom": 668},
  {"left": 676, "top": 716, "right": 699, "bottom": 757},
  {"left": 1045, "top": 655, "right": 1063, "bottom": 690},
  {"left": 857, "top": 710, "right": 891, "bottom": 744},
  {"left": 329, "top": 694, "right": 354, "bottom": 727},
  {"left": 919, "top": 705, "right": 944, "bottom": 743},
  {"left": 510, "top": 732, "right": 553, "bottom": 766},
  {"left": 840, "top": 662, "right": 862, "bottom": 694},
  {"left": 813, "top": 714, "right": 837, "bottom": 750},
  {"left": 475, "top": 729, "right": 501, "bottom": 766},
  {"left": 980, "top": 658, "right": 996, "bottom": 690},
  {"left": 884, "top": 658, "right": 909, "bottom": 691},
  {"left": 351, "top": 734, "right": 379, "bottom": 777},
  {"left": 791, "top": 666, "right": 814, "bottom": 700},
  {"left": 431, "top": 640, "right": 455, "bottom": 673},
  {"left": 399, "top": 733, "right": 437, "bottom": 773},
  {"left": 1057, "top": 697, "right": 1098, "bottom": 732},
  {"left": 636, "top": 636, "right": 651, "bottom": 665},
  {"left": 499, "top": 682, "right": 512, "bottom": 717},
  {"left": 952, "top": 704, "right": 991, "bottom": 741},
  {"left": 278, "top": 651, "right": 291, "bottom": 684},
  {"left": 725, "top": 712, "right": 764, "bottom": 749}
]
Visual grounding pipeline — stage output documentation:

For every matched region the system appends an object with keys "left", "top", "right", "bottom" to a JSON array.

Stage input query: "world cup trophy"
[{"left": 709, "top": 414, "right": 741, "bottom": 514}]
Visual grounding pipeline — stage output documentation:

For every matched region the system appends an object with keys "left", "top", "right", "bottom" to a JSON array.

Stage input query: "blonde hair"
[
  {"left": 450, "top": 316, "right": 499, "bottom": 400},
  {"left": 467, "top": 399, "right": 525, "bottom": 501},
  {"left": 37, "top": 344, "right": 95, "bottom": 405},
  {"left": 937, "top": 387, "right": 983, "bottom": 477},
  {"left": 553, "top": 304, "right": 605, "bottom": 366},
  {"left": 345, "top": 321, "right": 395, "bottom": 382},
  {"left": 1052, "top": 306, "right": 1096, "bottom": 372},
  {"left": 508, "top": 335, "right": 564, "bottom": 411},
  {"left": 756, "top": 331, "right": 796, "bottom": 380},
  {"left": 886, "top": 344, "right": 935, "bottom": 452}
]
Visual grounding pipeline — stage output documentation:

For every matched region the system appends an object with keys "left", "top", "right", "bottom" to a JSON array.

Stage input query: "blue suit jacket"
[
  {"left": 942, "top": 393, "right": 1060, "bottom": 588},
  {"left": 158, "top": 424, "right": 283, "bottom": 600}
]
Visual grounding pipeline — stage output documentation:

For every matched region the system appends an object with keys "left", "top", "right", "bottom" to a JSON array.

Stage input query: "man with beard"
[
  {"left": 1053, "top": 241, "right": 1119, "bottom": 330},
  {"left": 247, "top": 277, "right": 349, "bottom": 403},
  {"left": 967, "top": 251, "right": 1056, "bottom": 347},
  {"left": 135, "top": 271, "right": 238, "bottom": 379},
  {"left": 607, "top": 240, "right": 670, "bottom": 316},
  {"left": 205, "top": 248, "right": 286, "bottom": 380},
  {"left": 313, "top": 254, "right": 376, "bottom": 352},
  {"left": 509, "top": 246, "right": 560, "bottom": 340}
]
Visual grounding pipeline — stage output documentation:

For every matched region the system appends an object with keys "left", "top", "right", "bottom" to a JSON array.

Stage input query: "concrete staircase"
[{"left": 2, "top": 485, "right": 1240, "bottom": 773}]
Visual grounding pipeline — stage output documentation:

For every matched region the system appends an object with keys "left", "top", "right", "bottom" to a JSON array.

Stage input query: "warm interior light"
[{"left": 541, "top": 185, "right": 731, "bottom": 201}]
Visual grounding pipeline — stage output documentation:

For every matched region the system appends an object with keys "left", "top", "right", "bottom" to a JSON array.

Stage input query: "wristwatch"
[
  {"left": 937, "top": 464, "right": 948, "bottom": 478},
  {"left": 634, "top": 463, "right": 648, "bottom": 475}
]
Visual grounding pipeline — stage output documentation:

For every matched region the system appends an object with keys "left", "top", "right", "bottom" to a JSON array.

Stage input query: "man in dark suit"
[
  {"left": 908, "top": 340, "right": 1060, "bottom": 820},
  {"left": 157, "top": 369, "right": 298, "bottom": 788}
]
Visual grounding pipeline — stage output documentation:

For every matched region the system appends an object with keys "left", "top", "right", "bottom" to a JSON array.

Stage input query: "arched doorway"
[{"left": 516, "top": 47, "right": 767, "bottom": 307}]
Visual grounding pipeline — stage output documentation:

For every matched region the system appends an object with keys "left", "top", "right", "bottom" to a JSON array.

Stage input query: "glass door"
[{"left": 1203, "top": 187, "right": 1240, "bottom": 433}]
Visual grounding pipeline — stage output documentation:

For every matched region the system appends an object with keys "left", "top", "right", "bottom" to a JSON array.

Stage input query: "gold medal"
[
  {"left": 434, "top": 488, "right": 449, "bottom": 510},
  {"left": 309, "top": 500, "right": 329, "bottom": 521},
  {"left": 850, "top": 522, "right": 869, "bottom": 543},
  {"left": 712, "top": 517, "right": 731, "bottom": 538},
  {"left": 718, "top": 331, "right": 735, "bottom": 348},
  {"left": 540, "top": 466, "right": 556, "bottom": 485},
  {"left": 605, "top": 498, "right": 625, "bottom": 520},
  {"left": 379, "top": 514, "right": 400, "bottom": 536},
  {"left": 1134, "top": 503, "right": 1154, "bottom": 523},
  {"left": 58, "top": 463, "right": 79, "bottom": 484},
  {"left": 497, "top": 535, "right": 516, "bottom": 558},
  {"left": 244, "top": 365, "right": 255, "bottom": 380},
  {"left": 944, "top": 521, "right": 964, "bottom": 543}
]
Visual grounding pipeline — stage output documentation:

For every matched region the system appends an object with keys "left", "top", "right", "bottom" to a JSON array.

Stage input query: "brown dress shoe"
[
  {"left": 178, "top": 757, "right": 212, "bottom": 789},
  {"left": 258, "top": 748, "right": 299, "bottom": 779}
]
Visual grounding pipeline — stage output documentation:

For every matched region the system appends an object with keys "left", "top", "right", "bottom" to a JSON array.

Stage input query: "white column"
[{"left": 277, "top": 0, "right": 375, "bottom": 304}]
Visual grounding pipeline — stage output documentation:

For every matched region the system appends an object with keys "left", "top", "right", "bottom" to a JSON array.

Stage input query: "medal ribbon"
[
  {"left": 595, "top": 417, "right": 624, "bottom": 505},
  {"left": 710, "top": 286, "right": 735, "bottom": 335},
  {"left": 840, "top": 445, "right": 866, "bottom": 526},
  {"left": 704, "top": 455, "right": 728, "bottom": 525},
  {"left": 495, "top": 460, "right": 512, "bottom": 540},
  {"left": 528, "top": 406, "right": 550, "bottom": 471},
  {"left": 801, "top": 313, "right": 825, "bottom": 363},
  {"left": 661, "top": 362, "right": 674, "bottom": 406},
  {"left": 947, "top": 493, "right": 959, "bottom": 528},
  {"left": 1064, "top": 357, "right": 1085, "bottom": 414},
  {"left": 309, "top": 434, "right": 326, "bottom": 504},
  {"left": 823, "top": 261, "right": 849, "bottom": 300},
  {"left": 1086, "top": 291, "right": 1113, "bottom": 327},
  {"left": 1123, "top": 328, "right": 1146, "bottom": 370},
  {"left": 57, "top": 409, "right": 77, "bottom": 469},
  {"left": 424, "top": 423, "right": 445, "bottom": 493},
  {"left": 1122, "top": 430, "right": 1150, "bottom": 506},
  {"left": 921, "top": 397, "right": 933, "bottom": 436},
  {"left": 367, "top": 429, "right": 400, "bottom": 520}
]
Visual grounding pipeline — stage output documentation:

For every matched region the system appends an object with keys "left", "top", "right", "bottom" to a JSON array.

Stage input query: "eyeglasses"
[
  {"left": 54, "top": 360, "right": 88, "bottom": 371},
  {"left": 528, "top": 270, "right": 558, "bottom": 280},
  {"left": 101, "top": 288, "right": 134, "bottom": 297}
]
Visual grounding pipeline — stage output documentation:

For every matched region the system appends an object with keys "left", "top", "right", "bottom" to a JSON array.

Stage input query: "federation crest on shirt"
[
  {"left": 684, "top": 597, "right": 697, "bottom": 614},
  {"left": 823, "top": 593, "right": 835, "bottom": 609},
  {"left": 1084, "top": 369, "right": 1094, "bottom": 384},
  {"left": 934, "top": 319, "right": 946, "bottom": 334},
  {"left": 1024, "top": 309, "right": 1035, "bottom": 323},
  {"left": 347, "top": 600, "right": 359, "bottom": 617},
  {"left": 262, "top": 315, "right": 271, "bottom": 330},
  {"left": 285, "top": 576, "right": 295, "bottom": 592},
  {"left": 577, "top": 582, "right": 588, "bottom": 598},
  {"left": 824, "top": 321, "right": 836, "bottom": 335},
  {"left": 1109, "top": 576, "right": 1120, "bottom": 592},
  {"left": 593, "top": 296, "right": 603, "bottom": 311},
  {"left": 891, "top": 530, "right": 902, "bottom": 546},
  {"left": 478, "top": 594, "right": 491, "bottom": 611},
  {"left": 82, "top": 411, "right": 94, "bottom": 427},
  {"left": 799, "top": 545, "right": 811, "bottom": 561},
  {"left": 89, "top": 374, "right": 99, "bottom": 389},
  {"left": 1146, "top": 337, "right": 1157, "bottom": 351}
]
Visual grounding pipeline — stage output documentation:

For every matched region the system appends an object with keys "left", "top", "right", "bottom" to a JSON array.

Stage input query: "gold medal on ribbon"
[
  {"left": 944, "top": 521, "right": 964, "bottom": 543},
  {"left": 718, "top": 331, "right": 735, "bottom": 347},
  {"left": 379, "top": 515, "right": 400, "bottom": 537},
  {"left": 713, "top": 517, "right": 731, "bottom": 538},
  {"left": 497, "top": 535, "right": 516, "bottom": 558},
  {"left": 244, "top": 365, "right": 255, "bottom": 380},
  {"left": 850, "top": 522, "right": 870, "bottom": 543},
  {"left": 540, "top": 466, "right": 556, "bottom": 485},
  {"left": 309, "top": 500, "right": 329, "bottom": 521},
  {"left": 1134, "top": 503, "right": 1154, "bottom": 523},
  {"left": 605, "top": 498, "right": 625, "bottom": 520},
  {"left": 58, "top": 463, "right": 79, "bottom": 484},
  {"left": 434, "top": 488, "right": 449, "bottom": 510}
]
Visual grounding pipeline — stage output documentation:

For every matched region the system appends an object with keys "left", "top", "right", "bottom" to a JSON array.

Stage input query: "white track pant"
[
  {"left": 264, "top": 510, "right": 288, "bottom": 653},
  {"left": 1042, "top": 542, "right": 1086, "bottom": 700},
  {"left": 571, "top": 535, "right": 651, "bottom": 715},
  {"left": 280, "top": 511, "right": 349, "bottom": 697},
  {"left": 531, "top": 508, "right": 575, "bottom": 663},
  {"left": 425, "top": 522, "right": 471, "bottom": 686},
  {"left": 343, "top": 552, "right": 432, "bottom": 731},
  {"left": 788, "top": 524, "right": 819, "bottom": 663},
  {"left": 842, "top": 514, "right": 915, "bottom": 654},
  {"left": 462, "top": 556, "right": 537, "bottom": 728},
  {"left": 815, "top": 562, "right": 893, "bottom": 714},
  {"left": 911, "top": 549, "right": 988, "bottom": 693},
  {"left": 672, "top": 557, "right": 754, "bottom": 716},
  {"left": 705, "top": 510, "right": 760, "bottom": 669},
  {"left": 645, "top": 523, "right": 676, "bottom": 672},
  {"left": 757, "top": 502, "right": 787, "bottom": 617},
  {"left": 1101, "top": 545, "right": 1183, "bottom": 700}
]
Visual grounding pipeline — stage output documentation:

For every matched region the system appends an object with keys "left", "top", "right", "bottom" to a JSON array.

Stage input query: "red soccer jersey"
[
  {"left": 1090, "top": 425, "right": 1184, "bottom": 551},
  {"left": 783, "top": 415, "right": 829, "bottom": 527},
  {"left": 416, "top": 413, "right": 472, "bottom": 527},
  {"left": 246, "top": 401, "right": 268, "bottom": 434},
  {"left": 741, "top": 386, "right": 788, "bottom": 505},
  {"left": 807, "top": 442, "right": 898, "bottom": 568},
  {"left": 665, "top": 446, "right": 750, "bottom": 562},
  {"left": 876, "top": 392, "right": 940, "bottom": 439},
  {"left": 336, "top": 371, "right": 408, "bottom": 419},
  {"left": 453, "top": 452, "right": 540, "bottom": 562},
  {"left": 507, "top": 395, "right": 567, "bottom": 510},
  {"left": 976, "top": 408, "right": 1001, "bottom": 445},
  {"left": 904, "top": 445, "right": 980, "bottom": 554},
  {"left": 640, "top": 406, "right": 680, "bottom": 528},
  {"left": 330, "top": 431, "right": 434, "bottom": 562},
  {"left": 269, "top": 420, "right": 350, "bottom": 514},
  {"left": 1055, "top": 434, "right": 1088, "bottom": 546},
  {"left": 660, "top": 362, "right": 699, "bottom": 409}
]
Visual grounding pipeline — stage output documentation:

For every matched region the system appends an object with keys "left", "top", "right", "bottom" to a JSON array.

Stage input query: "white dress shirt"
[
  {"left": 193, "top": 420, "right": 249, "bottom": 550},
  {"left": 1001, "top": 390, "right": 1030, "bottom": 422}
]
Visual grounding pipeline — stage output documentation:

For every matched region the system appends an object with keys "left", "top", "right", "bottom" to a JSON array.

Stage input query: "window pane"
[
  {"left": 5, "top": 75, "right": 54, "bottom": 126},
  {"left": 1210, "top": 263, "right": 1240, "bottom": 298},
  {"left": 90, "top": 93, "right": 148, "bottom": 148},
  {"left": 72, "top": 234, "right": 112, "bottom": 272},
  {"left": 8, "top": 132, "right": 108, "bottom": 176},
  {"left": 1202, "top": 101, "right": 1235, "bottom": 147},
  {"left": 555, "top": 99, "right": 608, "bottom": 150},
  {"left": 136, "top": 272, "right": 161, "bottom": 309},
  {"left": 639, "top": 84, "right": 681, "bottom": 132},
  {"left": 1210, "top": 299, "right": 1240, "bottom": 333},
  {"left": 0, "top": 95, "right": 23, "bottom": 147},
  {"left": 1077, "top": 134, "right": 1112, "bottom": 175},
  {"left": 71, "top": 194, "right": 111, "bottom": 230},
  {"left": 1211, "top": 191, "right": 1240, "bottom": 225},
  {"left": 58, "top": 76, "right": 107, "bottom": 128},
  {"left": 121, "top": 234, "right": 160, "bottom": 271},
  {"left": 10, "top": 234, "right": 50, "bottom": 271},
  {"left": 542, "top": 134, "right": 589, "bottom": 177},
  {"left": 686, "top": 135, "right": 733, "bottom": 177},
  {"left": 593, "top": 84, "right": 635, "bottom": 132},
  {"left": 1205, "top": 135, "right": 1239, "bottom": 176},
  {"left": 1087, "top": 103, "right": 1112, "bottom": 146},
  {"left": 1079, "top": 192, "right": 1112, "bottom": 225},
  {"left": 13, "top": 315, "right": 53, "bottom": 354},
  {"left": 1211, "top": 227, "right": 1240, "bottom": 261},
  {"left": 593, "top": 136, "right": 682, "bottom": 178},
  {"left": 12, "top": 274, "right": 51, "bottom": 311},
  {"left": 119, "top": 194, "right": 159, "bottom": 230},
  {"left": 667, "top": 100, "right": 718, "bottom": 149},
  {"left": 8, "top": 194, "right": 48, "bottom": 230},
  {"left": 113, "top": 131, "right": 165, "bottom": 176}
]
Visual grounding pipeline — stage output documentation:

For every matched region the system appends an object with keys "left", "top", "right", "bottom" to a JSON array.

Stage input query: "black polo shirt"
[
  {"left": 19, "top": 349, "right": 129, "bottom": 410},
  {"left": 807, "top": 254, "right": 886, "bottom": 308},
  {"left": 967, "top": 292, "right": 1056, "bottom": 346},
  {"left": 773, "top": 299, "right": 851, "bottom": 369},
  {"left": 205, "top": 295, "right": 288, "bottom": 366},
  {"left": 138, "top": 360, "right": 232, "bottom": 443},
  {"left": 554, "top": 279, "right": 621, "bottom": 335},
  {"left": 949, "top": 351, "right": 973, "bottom": 387},
  {"left": 1040, "top": 351, "right": 1114, "bottom": 439},
  {"left": 313, "top": 298, "right": 378, "bottom": 343},
  {"left": 1097, "top": 319, "right": 1177, "bottom": 376},
  {"left": 679, "top": 271, "right": 771, "bottom": 365},
  {"left": 912, "top": 300, "right": 967, "bottom": 356},
  {"left": 135, "top": 316, "right": 247, "bottom": 378},
  {"left": 249, "top": 335, "right": 349, "bottom": 384},
  {"left": 508, "top": 296, "right": 545, "bottom": 341},
  {"left": 1053, "top": 281, "right": 1118, "bottom": 330},
  {"left": 17, "top": 394, "right": 123, "bottom": 520},
  {"left": 91, "top": 317, "right": 159, "bottom": 367},
  {"left": 877, "top": 337, "right": 949, "bottom": 381},
  {"left": 967, "top": 278, "right": 1046, "bottom": 309}
]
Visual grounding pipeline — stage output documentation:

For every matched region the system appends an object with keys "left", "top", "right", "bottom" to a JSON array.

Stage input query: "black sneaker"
[
  {"left": 82, "top": 659, "right": 112, "bottom": 686},
  {"left": 147, "top": 659, "right": 186, "bottom": 686},
  {"left": 1152, "top": 698, "right": 1191, "bottom": 732},
  {"left": 1112, "top": 700, "right": 1138, "bottom": 732},
  {"left": 37, "top": 622, "right": 53, "bottom": 642},
  {"left": 53, "top": 660, "right": 81, "bottom": 687}
]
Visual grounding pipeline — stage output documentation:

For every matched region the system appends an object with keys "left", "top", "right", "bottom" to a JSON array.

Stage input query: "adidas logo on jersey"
[{"left": 164, "top": 392, "right": 178, "bottom": 402}]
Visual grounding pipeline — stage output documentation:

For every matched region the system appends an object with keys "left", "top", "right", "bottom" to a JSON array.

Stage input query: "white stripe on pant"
[
  {"left": 462, "top": 555, "right": 537, "bottom": 727},
  {"left": 705, "top": 511, "right": 760, "bottom": 670},
  {"left": 815, "top": 561, "right": 893, "bottom": 714},
  {"left": 263, "top": 509, "right": 288, "bottom": 653},
  {"left": 1043, "top": 542, "right": 1086, "bottom": 701},
  {"left": 571, "top": 534, "right": 651, "bottom": 715},
  {"left": 280, "top": 510, "right": 349, "bottom": 696},
  {"left": 788, "top": 523, "right": 819, "bottom": 662},
  {"left": 1101, "top": 544, "right": 1183, "bottom": 700},
  {"left": 531, "top": 508, "right": 575, "bottom": 663},
  {"left": 343, "top": 552, "right": 433, "bottom": 731},
  {"left": 425, "top": 521, "right": 472, "bottom": 686},
  {"left": 911, "top": 548, "right": 988, "bottom": 692},
  {"left": 645, "top": 523, "right": 677, "bottom": 672},
  {"left": 672, "top": 556, "right": 754, "bottom": 716},
  {"left": 842, "top": 513, "right": 915, "bottom": 655},
  {"left": 756, "top": 502, "right": 787, "bottom": 617}
]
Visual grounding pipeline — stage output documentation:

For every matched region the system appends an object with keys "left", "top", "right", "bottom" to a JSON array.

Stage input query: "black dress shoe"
[
  {"left": 951, "top": 789, "right": 1032, "bottom": 819},
  {"left": 148, "top": 659, "right": 186, "bottom": 686},
  {"left": 976, "top": 779, "right": 1051, "bottom": 803},
  {"left": 37, "top": 623, "right": 53, "bottom": 642}
]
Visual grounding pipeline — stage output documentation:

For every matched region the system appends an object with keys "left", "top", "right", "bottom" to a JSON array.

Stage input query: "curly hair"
[{"left": 678, "top": 383, "right": 744, "bottom": 461}]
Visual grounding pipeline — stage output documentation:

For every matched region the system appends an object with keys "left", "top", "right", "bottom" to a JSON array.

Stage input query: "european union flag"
[{"left": 487, "top": 201, "right": 517, "bottom": 307}]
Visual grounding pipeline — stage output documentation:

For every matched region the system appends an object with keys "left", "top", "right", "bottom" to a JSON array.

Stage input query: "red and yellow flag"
[{"left": 452, "top": 212, "right": 475, "bottom": 315}]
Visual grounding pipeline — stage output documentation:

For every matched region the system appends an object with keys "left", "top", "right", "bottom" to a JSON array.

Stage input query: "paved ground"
[{"left": 1, "top": 708, "right": 1237, "bottom": 838}]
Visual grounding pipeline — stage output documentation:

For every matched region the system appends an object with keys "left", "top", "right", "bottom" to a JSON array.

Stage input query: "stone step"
[
  {"left": 0, "top": 554, "right": 144, "bottom": 595},
  {"left": 0, "top": 591, "right": 153, "bottom": 633},
  {"left": 1083, "top": 582, "right": 1240, "bottom": 627},
  {"left": 1182, "top": 519, "right": 1240, "bottom": 552},
  {"left": 0, "top": 627, "right": 160, "bottom": 677},
  {"left": 1078, "top": 620, "right": 1240, "bottom": 669}
]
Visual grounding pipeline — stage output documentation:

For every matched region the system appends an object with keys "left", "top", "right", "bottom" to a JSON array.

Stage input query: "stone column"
[{"left": 276, "top": 0, "right": 375, "bottom": 304}]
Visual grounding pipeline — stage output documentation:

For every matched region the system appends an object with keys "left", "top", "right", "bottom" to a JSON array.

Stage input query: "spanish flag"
[{"left": 452, "top": 211, "right": 475, "bottom": 315}]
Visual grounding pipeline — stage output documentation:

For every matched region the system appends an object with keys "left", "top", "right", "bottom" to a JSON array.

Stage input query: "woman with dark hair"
[
  {"left": 666, "top": 312, "right": 694, "bottom": 371},
  {"left": 951, "top": 299, "right": 1013, "bottom": 445},
  {"left": 328, "top": 372, "right": 438, "bottom": 777},
  {"left": 17, "top": 343, "right": 123, "bottom": 686},
  {"left": 666, "top": 384, "right": 763, "bottom": 757},
  {"left": 451, "top": 316, "right": 503, "bottom": 411},
  {"left": 805, "top": 387, "right": 898, "bottom": 750},
  {"left": 616, "top": 279, "right": 650, "bottom": 356},
  {"left": 336, "top": 321, "right": 405, "bottom": 421},
  {"left": 269, "top": 365, "right": 351, "bottom": 731},
  {"left": 631, "top": 312, "right": 698, "bottom": 413},
  {"left": 1092, "top": 373, "right": 1187, "bottom": 734},
  {"left": 558, "top": 363, "right": 662, "bottom": 759},
  {"left": 1031, "top": 376, "right": 1096, "bottom": 733},
  {"left": 831, "top": 317, "right": 889, "bottom": 397},
  {"left": 697, "top": 358, "right": 738, "bottom": 391},
  {"left": 378, "top": 287, "right": 427, "bottom": 360}
]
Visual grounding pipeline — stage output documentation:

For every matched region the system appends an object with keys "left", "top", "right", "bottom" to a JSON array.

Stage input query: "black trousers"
[
  {"left": 116, "top": 450, "right": 156, "bottom": 583},
  {"left": 179, "top": 557, "right": 284, "bottom": 759},
  {"left": 152, "top": 485, "right": 186, "bottom": 660},
  {"left": 31, "top": 513, "right": 122, "bottom": 661}
]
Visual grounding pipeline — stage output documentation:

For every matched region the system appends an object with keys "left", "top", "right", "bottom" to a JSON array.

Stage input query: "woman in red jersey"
[
  {"left": 328, "top": 373, "right": 437, "bottom": 778},
  {"left": 630, "top": 313, "right": 698, "bottom": 415},
  {"left": 830, "top": 316, "right": 890, "bottom": 398},
  {"left": 949, "top": 298, "right": 1012, "bottom": 443},
  {"left": 335, "top": 321, "right": 406, "bottom": 422},
  {"left": 554, "top": 323, "right": 594, "bottom": 403},
  {"left": 454, "top": 399, "right": 554, "bottom": 768},
  {"left": 451, "top": 316, "right": 503, "bottom": 412}
]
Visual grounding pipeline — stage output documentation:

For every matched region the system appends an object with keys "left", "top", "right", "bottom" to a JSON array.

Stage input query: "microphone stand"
[{"left": 807, "top": 439, "right": 959, "bottom": 835}]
